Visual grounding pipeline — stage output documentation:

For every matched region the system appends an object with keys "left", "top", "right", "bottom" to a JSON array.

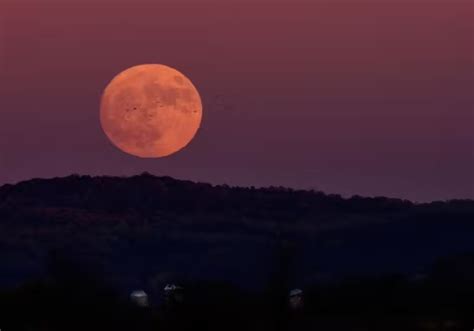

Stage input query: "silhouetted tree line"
[
  {"left": 1, "top": 174, "right": 473, "bottom": 231},
  {"left": 0, "top": 174, "right": 428, "bottom": 216}
]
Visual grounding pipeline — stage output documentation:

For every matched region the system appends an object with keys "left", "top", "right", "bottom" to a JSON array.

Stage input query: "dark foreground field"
[
  {"left": 1, "top": 273, "right": 473, "bottom": 331},
  {"left": 1, "top": 174, "right": 473, "bottom": 330}
]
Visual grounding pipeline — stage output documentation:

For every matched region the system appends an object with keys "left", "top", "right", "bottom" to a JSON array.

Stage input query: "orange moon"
[{"left": 100, "top": 64, "right": 202, "bottom": 158}]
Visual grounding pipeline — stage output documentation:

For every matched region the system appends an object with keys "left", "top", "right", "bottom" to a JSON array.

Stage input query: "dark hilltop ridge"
[
  {"left": 1, "top": 172, "right": 472, "bottom": 215},
  {"left": 1, "top": 174, "right": 474, "bottom": 330},
  {"left": 0, "top": 172, "right": 420, "bottom": 214},
  {"left": 1, "top": 172, "right": 474, "bottom": 290}
]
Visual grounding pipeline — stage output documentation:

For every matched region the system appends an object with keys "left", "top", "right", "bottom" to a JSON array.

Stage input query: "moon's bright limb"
[{"left": 100, "top": 64, "right": 202, "bottom": 158}]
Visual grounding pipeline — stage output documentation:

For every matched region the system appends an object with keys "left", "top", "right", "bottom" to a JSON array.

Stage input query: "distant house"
[
  {"left": 164, "top": 284, "right": 184, "bottom": 305},
  {"left": 130, "top": 290, "right": 149, "bottom": 307},
  {"left": 289, "top": 288, "right": 304, "bottom": 310}
]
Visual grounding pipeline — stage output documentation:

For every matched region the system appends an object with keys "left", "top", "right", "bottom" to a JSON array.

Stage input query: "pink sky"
[{"left": 1, "top": 0, "right": 473, "bottom": 201}]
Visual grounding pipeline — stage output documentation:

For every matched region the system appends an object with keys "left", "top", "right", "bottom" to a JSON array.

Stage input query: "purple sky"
[{"left": 1, "top": 0, "right": 473, "bottom": 201}]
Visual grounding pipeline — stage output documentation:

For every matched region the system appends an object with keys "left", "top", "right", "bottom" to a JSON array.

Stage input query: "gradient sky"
[{"left": 1, "top": 0, "right": 473, "bottom": 201}]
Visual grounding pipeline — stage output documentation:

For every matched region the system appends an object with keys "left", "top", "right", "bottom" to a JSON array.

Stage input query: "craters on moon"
[{"left": 100, "top": 64, "right": 203, "bottom": 158}]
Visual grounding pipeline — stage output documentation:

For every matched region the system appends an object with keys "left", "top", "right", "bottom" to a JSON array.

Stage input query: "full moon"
[{"left": 100, "top": 64, "right": 202, "bottom": 158}]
